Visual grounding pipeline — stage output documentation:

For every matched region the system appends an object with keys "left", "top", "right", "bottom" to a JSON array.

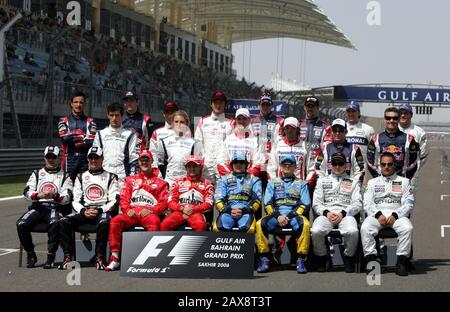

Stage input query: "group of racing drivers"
[{"left": 16, "top": 89, "right": 428, "bottom": 276}]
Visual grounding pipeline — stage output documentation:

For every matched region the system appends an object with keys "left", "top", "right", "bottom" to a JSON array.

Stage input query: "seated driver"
[
  {"left": 255, "top": 155, "right": 311, "bottom": 274},
  {"left": 160, "top": 155, "right": 214, "bottom": 232},
  {"left": 213, "top": 152, "right": 262, "bottom": 233}
]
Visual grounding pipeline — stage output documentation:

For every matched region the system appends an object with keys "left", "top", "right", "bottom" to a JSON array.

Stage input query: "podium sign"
[{"left": 121, "top": 232, "right": 255, "bottom": 279}]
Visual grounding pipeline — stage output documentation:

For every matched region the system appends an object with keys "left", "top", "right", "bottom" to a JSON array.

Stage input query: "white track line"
[
  {"left": 0, "top": 196, "right": 23, "bottom": 202},
  {"left": 0, "top": 248, "right": 19, "bottom": 256}
]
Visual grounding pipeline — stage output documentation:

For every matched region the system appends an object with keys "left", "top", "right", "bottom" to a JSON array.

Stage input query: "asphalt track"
[{"left": 0, "top": 141, "right": 449, "bottom": 292}]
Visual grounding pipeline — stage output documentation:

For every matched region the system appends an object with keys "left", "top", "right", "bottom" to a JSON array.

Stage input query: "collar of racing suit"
[
  {"left": 137, "top": 171, "right": 157, "bottom": 179},
  {"left": 71, "top": 112, "right": 86, "bottom": 120},
  {"left": 44, "top": 166, "right": 61, "bottom": 174},
  {"left": 331, "top": 172, "right": 350, "bottom": 180},
  {"left": 306, "top": 116, "right": 319, "bottom": 122},
  {"left": 211, "top": 112, "right": 225, "bottom": 121},
  {"left": 126, "top": 110, "right": 140, "bottom": 119},
  {"left": 384, "top": 128, "right": 401, "bottom": 138},
  {"left": 381, "top": 172, "right": 398, "bottom": 181},
  {"left": 232, "top": 172, "right": 247, "bottom": 179},
  {"left": 261, "top": 111, "right": 274, "bottom": 120},
  {"left": 164, "top": 121, "right": 172, "bottom": 129},
  {"left": 89, "top": 168, "right": 105, "bottom": 175},
  {"left": 280, "top": 176, "right": 296, "bottom": 183},
  {"left": 282, "top": 135, "right": 300, "bottom": 146},
  {"left": 109, "top": 125, "right": 123, "bottom": 132},
  {"left": 234, "top": 125, "right": 252, "bottom": 139},
  {"left": 185, "top": 175, "right": 202, "bottom": 183},
  {"left": 347, "top": 121, "right": 361, "bottom": 129}
]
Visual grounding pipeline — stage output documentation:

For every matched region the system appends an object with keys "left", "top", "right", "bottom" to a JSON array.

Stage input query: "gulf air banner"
[
  {"left": 334, "top": 86, "right": 450, "bottom": 103},
  {"left": 226, "top": 99, "right": 288, "bottom": 116}
]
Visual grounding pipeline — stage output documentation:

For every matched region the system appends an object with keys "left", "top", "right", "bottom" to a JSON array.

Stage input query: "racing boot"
[
  {"left": 396, "top": 255, "right": 408, "bottom": 276},
  {"left": 26, "top": 251, "right": 37, "bottom": 268},
  {"left": 105, "top": 255, "right": 120, "bottom": 271},
  {"left": 257, "top": 257, "right": 270, "bottom": 273},
  {"left": 43, "top": 253, "right": 56, "bottom": 269},
  {"left": 296, "top": 257, "right": 307, "bottom": 274},
  {"left": 343, "top": 256, "right": 355, "bottom": 273},
  {"left": 95, "top": 256, "right": 106, "bottom": 271},
  {"left": 58, "top": 255, "right": 73, "bottom": 270}
]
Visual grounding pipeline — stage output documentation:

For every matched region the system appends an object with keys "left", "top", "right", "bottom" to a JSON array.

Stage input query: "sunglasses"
[
  {"left": 45, "top": 155, "right": 57, "bottom": 160},
  {"left": 88, "top": 155, "right": 101, "bottom": 160},
  {"left": 332, "top": 128, "right": 346, "bottom": 133},
  {"left": 380, "top": 162, "right": 395, "bottom": 167},
  {"left": 331, "top": 161, "right": 345, "bottom": 167},
  {"left": 281, "top": 162, "right": 295, "bottom": 167},
  {"left": 384, "top": 116, "right": 399, "bottom": 121}
]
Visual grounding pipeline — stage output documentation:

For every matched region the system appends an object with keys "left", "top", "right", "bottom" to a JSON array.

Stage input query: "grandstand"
[{"left": 0, "top": 1, "right": 354, "bottom": 147}]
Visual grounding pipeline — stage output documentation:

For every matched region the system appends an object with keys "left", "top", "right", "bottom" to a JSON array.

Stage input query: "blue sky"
[{"left": 232, "top": 0, "right": 450, "bottom": 89}]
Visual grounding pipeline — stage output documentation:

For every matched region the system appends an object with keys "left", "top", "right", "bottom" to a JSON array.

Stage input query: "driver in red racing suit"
[
  {"left": 105, "top": 150, "right": 168, "bottom": 271},
  {"left": 160, "top": 155, "right": 214, "bottom": 232}
]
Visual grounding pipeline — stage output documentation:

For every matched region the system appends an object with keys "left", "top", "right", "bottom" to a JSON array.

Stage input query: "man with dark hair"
[
  {"left": 149, "top": 101, "right": 180, "bottom": 156},
  {"left": 58, "top": 91, "right": 97, "bottom": 180},
  {"left": 93, "top": 102, "right": 139, "bottom": 185},
  {"left": 195, "top": 91, "right": 233, "bottom": 184},
  {"left": 298, "top": 96, "right": 332, "bottom": 193},
  {"left": 311, "top": 152, "right": 362, "bottom": 273},
  {"left": 122, "top": 91, "right": 154, "bottom": 151},
  {"left": 361, "top": 152, "right": 414, "bottom": 276},
  {"left": 315, "top": 118, "right": 365, "bottom": 182},
  {"left": 251, "top": 92, "right": 284, "bottom": 186},
  {"left": 367, "top": 107, "right": 419, "bottom": 179},
  {"left": 398, "top": 103, "right": 428, "bottom": 189},
  {"left": 345, "top": 101, "right": 375, "bottom": 181}
]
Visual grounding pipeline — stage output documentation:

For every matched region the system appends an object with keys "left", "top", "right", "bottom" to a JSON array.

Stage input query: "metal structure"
[{"left": 131, "top": 0, "right": 355, "bottom": 49}]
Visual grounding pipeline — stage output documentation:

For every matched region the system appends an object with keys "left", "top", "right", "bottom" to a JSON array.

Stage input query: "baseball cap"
[
  {"left": 331, "top": 152, "right": 346, "bottom": 163},
  {"left": 211, "top": 91, "right": 227, "bottom": 103},
  {"left": 123, "top": 91, "right": 138, "bottom": 101},
  {"left": 283, "top": 117, "right": 300, "bottom": 128},
  {"left": 280, "top": 155, "right": 296, "bottom": 164},
  {"left": 346, "top": 101, "right": 360, "bottom": 111},
  {"left": 184, "top": 155, "right": 204, "bottom": 166},
  {"left": 44, "top": 146, "right": 60, "bottom": 157},
  {"left": 163, "top": 101, "right": 178, "bottom": 113},
  {"left": 139, "top": 150, "right": 153, "bottom": 160},
  {"left": 332, "top": 118, "right": 347, "bottom": 129},
  {"left": 87, "top": 147, "right": 103, "bottom": 157},
  {"left": 259, "top": 95, "right": 272, "bottom": 104},
  {"left": 230, "top": 152, "right": 248, "bottom": 163},
  {"left": 304, "top": 96, "right": 319, "bottom": 106},
  {"left": 235, "top": 108, "right": 250, "bottom": 118},
  {"left": 398, "top": 103, "right": 413, "bottom": 114}
]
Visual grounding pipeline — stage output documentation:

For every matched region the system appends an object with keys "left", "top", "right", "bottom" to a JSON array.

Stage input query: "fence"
[{"left": 0, "top": 148, "right": 42, "bottom": 176}]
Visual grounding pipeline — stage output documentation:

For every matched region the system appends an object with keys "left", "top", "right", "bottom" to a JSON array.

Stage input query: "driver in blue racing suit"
[
  {"left": 256, "top": 155, "right": 311, "bottom": 274},
  {"left": 213, "top": 152, "right": 262, "bottom": 233}
]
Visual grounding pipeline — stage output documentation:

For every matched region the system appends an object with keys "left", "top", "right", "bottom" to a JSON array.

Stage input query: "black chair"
[
  {"left": 311, "top": 213, "right": 362, "bottom": 273},
  {"left": 72, "top": 223, "right": 99, "bottom": 261},
  {"left": 374, "top": 227, "right": 414, "bottom": 270},
  {"left": 18, "top": 223, "right": 48, "bottom": 267}
]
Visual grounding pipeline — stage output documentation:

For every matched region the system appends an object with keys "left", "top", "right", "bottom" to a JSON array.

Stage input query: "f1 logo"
[
  {"left": 132, "top": 235, "right": 207, "bottom": 266},
  {"left": 133, "top": 236, "right": 174, "bottom": 265}
]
